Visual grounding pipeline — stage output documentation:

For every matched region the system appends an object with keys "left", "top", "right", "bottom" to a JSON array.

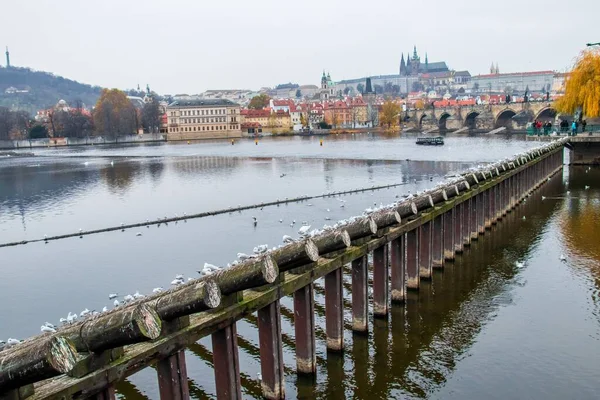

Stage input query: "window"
[{"left": 210, "top": 110, "right": 213, "bottom": 115}]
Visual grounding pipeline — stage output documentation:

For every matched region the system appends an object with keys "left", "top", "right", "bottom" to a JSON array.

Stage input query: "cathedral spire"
[
  {"left": 400, "top": 53, "right": 406, "bottom": 76},
  {"left": 425, "top": 52, "right": 428, "bottom": 70},
  {"left": 5, "top": 46, "right": 10, "bottom": 68},
  {"left": 413, "top": 45, "right": 418, "bottom": 59}
]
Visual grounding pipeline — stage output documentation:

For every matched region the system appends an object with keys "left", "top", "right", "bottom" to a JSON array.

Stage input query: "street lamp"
[{"left": 586, "top": 42, "right": 600, "bottom": 47}]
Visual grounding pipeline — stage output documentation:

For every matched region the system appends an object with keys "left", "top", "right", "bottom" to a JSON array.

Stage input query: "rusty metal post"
[
  {"left": 373, "top": 244, "right": 389, "bottom": 317},
  {"left": 325, "top": 268, "right": 344, "bottom": 351},
  {"left": 454, "top": 202, "right": 463, "bottom": 253},
  {"left": 470, "top": 194, "right": 479, "bottom": 240},
  {"left": 418, "top": 221, "right": 432, "bottom": 279},
  {"left": 390, "top": 236, "right": 405, "bottom": 302},
  {"left": 212, "top": 324, "right": 242, "bottom": 400},
  {"left": 431, "top": 215, "right": 443, "bottom": 268},
  {"left": 293, "top": 284, "right": 316, "bottom": 374},
  {"left": 443, "top": 208, "right": 455, "bottom": 261},
  {"left": 406, "top": 229, "right": 419, "bottom": 290},
  {"left": 351, "top": 256, "right": 368, "bottom": 332},
  {"left": 462, "top": 198, "right": 471, "bottom": 247},
  {"left": 258, "top": 301, "right": 285, "bottom": 399},
  {"left": 157, "top": 350, "right": 190, "bottom": 400}
]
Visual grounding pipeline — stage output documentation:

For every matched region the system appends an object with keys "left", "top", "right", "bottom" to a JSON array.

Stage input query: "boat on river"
[{"left": 416, "top": 136, "right": 444, "bottom": 145}]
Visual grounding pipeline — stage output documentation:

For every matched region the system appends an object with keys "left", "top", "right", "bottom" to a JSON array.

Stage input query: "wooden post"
[
  {"left": 487, "top": 186, "right": 495, "bottom": 228},
  {"left": 157, "top": 350, "right": 190, "bottom": 400},
  {"left": 373, "top": 244, "right": 389, "bottom": 317},
  {"left": 92, "top": 386, "right": 116, "bottom": 400},
  {"left": 406, "top": 229, "right": 419, "bottom": 290},
  {"left": 431, "top": 215, "right": 443, "bottom": 268},
  {"left": 478, "top": 191, "right": 487, "bottom": 234},
  {"left": 418, "top": 221, "right": 432, "bottom": 279},
  {"left": 212, "top": 324, "right": 242, "bottom": 400},
  {"left": 462, "top": 198, "right": 471, "bottom": 247},
  {"left": 470, "top": 195, "right": 479, "bottom": 240},
  {"left": 351, "top": 256, "right": 368, "bottom": 332},
  {"left": 325, "top": 268, "right": 344, "bottom": 352},
  {"left": 443, "top": 209, "right": 455, "bottom": 260},
  {"left": 293, "top": 284, "right": 316, "bottom": 374},
  {"left": 258, "top": 301, "right": 285, "bottom": 399},
  {"left": 390, "top": 236, "right": 405, "bottom": 302},
  {"left": 454, "top": 202, "right": 463, "bottom": 253}
]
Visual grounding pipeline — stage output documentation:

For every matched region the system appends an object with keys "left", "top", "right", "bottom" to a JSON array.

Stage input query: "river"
[{"left": 0, "top": 133, "right": 598, "bottom": 399}]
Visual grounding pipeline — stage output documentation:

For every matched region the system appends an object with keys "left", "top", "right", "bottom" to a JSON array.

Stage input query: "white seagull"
[
  {"left": 108, "top": 293, "right": 118, "bottom": 300},
  {"left": 41, "top": 325, "right": 56, "bottom": 333},
  {"left": 515, "top": 261, "right": 525, "bottom": 268},
  {"left": 102, "top": 306, "right": 108, "bottom": 312},
  {"left": 114, "top": 299, "right": 121, "bottom": 307},
  {"left": 282, "top": 235, "right": 294, "bottom": 244},
  {"left": 298, "top": 225, "right": 311, "bottom": 236},
  {"left": 152, "top": 287, "right": 164, "bottom": 294},
  {"left": 80, "top": 308, "right": 91, "bottom": 317},
  {"left": 559, "top": 254, "right": 567, "bottom": 262},
  {"left": 123, "top": 294, "right": 135, "bottom": 303}
]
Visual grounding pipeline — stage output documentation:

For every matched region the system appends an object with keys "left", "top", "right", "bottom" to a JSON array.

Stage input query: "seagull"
[
  {"left": 59, "top": 317, "right": 68, "bottom": 324},
  {"left": 41, "top": 325, "right": 56, "bottom": 333},
  {"left": 80, "top": 308, "right": 91, "bottom": 317},
  {"left": 171, "top": 279, "right": 184, "bottom": 286},
  {"left": 7, "top": 338, "right": 20, "bottom": 346},
  {"left": 121, "top": 223, "right": 125, "bottom": 232},
  {"left": 541, "top": 196, "right": 546, "bottom": 200},
  {"left": 123, "top": 294, "right": 135, "bottom": 303},
  {"left": 257, "top": 372, "right": 262, "bottom": 382},
  {"left": 111, "top": 161, "right": 114, "bottom": 166},
  {"left": 254, "top": 244, "right": 268, "bottom": 254},
  {"left": 326, "top": 209, "right": 330, "bottom": 212},
  {"left": 559, "top": 254, "right": 567, "bottom": 262},
  {"left": 152, "top": 287, "right": 164, "bottom": 294},
  {"left": 175, "top": 274, "right": 184, "bottom": 280},
  {"left": 283, "top": 235, "right": 294, "bottom": 244},
  {"left": 136, "top": 232, "right": 142, "bottom": 236},
  {"left": 203, "top": 263, "right": 221, "bottom": 272},
  {"left": 340, "top": 204, "right": 345, "bottom": 208},
  {"left": 114, "top": 299, "right": 120, "bottom": 307},
  {"left": 133, "top": 291, "right": 145, "bottom": 299},
  {"left": 298, "top": 225, "right": 311, "bottom": 236},
  {"left": 43, "top": 322, "right": 56, "bottom": 330},
  {"left": 325, "top": 216, "right": 331, "bottom": 220},
  {"left": 238, "top": 252, "right": 251, "bottom": 261},
  {"left": 102, "top": 306, "right": 108, "bottom": 312},
  {"left": 253, "top": 216, "right": 257, "bottom": 226},
  {"left": 585, "top": 185, "right": 590, "bottom": 190},
  {"left": 108, "top": 293, "right": 118, "bottom": 300},
  {"left": 66, "top": 312, "right": 78, "bottom": 324},
  {"left": 515, "top": 261, "right": 525, "bottom": 268},
  {"left": 522, "top": 216, "right": 526, "bottom": 221}
]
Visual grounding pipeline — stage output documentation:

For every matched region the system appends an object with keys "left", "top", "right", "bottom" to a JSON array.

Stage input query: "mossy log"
[
  {"left": 149, "top": 279, "right": 221, "bottom": 321},
  {"left": 429, "top": 188, "right": 448, "bottom": 205},
  {"left": 0, "top": 336, "right": 78, "bottom": 392},
  {"left": 413, "top": 194, "right": 434, "bottom": 212},
  {"left": 370, "top": 208, "right": 401, "bottom": 230},
  {"left": 462, "top": 173, "right": 479, "bottom": 187},
  {"left": 211, "top": 255, "right": 278, "bottom": 295},
  {"left": 271, "top": 239, "right": 319, "bottom": 271},
  {"left": 444, "top": 184, "right": 460, "bottom": 200},
  {"left": 455, "top": 180, "right": 470, "bottom": 193},
  {"left": 343, "top": 217, "right": 377, "bottom": 241},
  {"left": 311, "top": 229, "right": 351, "bottom": 255},
  {"left": 60, "top": 304, "right": 162, "bottom": 353},
  {"left": 395, "top": 201, "right": 418, "bottom": 219}
]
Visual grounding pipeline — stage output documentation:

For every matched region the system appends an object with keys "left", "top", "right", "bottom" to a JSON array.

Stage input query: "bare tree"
[
  {"left": 142, "top": 98, "right": 161, "bottom": 133},
  {"left": 0, "top": 107, "right": 13, "bottom": 140}
]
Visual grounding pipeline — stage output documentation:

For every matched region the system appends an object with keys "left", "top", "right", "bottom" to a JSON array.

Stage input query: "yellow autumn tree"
[
  {"left": 93, "top": 89, "right": 138, "bottom": 137},
  {"left": 380, "top": 100, "right": 401, "bottom": 129},
  {"left": 555, "top": 50, "right": 600, "bottom": 117}
]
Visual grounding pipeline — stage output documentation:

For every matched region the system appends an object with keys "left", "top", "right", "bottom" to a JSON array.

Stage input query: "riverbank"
[{"left": 0, "top": 133, "right": 165, "bottom": 150}]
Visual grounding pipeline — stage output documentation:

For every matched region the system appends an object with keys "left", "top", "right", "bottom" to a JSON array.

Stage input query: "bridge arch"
[
  {"left": 495, "top": 108, "right": 517, "bottom": 130},
  {"left": 534, "top": 107, "right": 558, "bottom": 122},
  {"left": 465, "top": 111, "right": 479, "bottom": 130},
  {"left": 419, "top": 114, "right": 427, "bottom": 129},
  {"left": 438, "top": 112, "right": 451, "bottom": 131}
]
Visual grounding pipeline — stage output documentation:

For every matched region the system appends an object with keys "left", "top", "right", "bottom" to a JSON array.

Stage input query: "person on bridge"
[
  {"left": 571, "top": 121, "right": 578, "bottom": 136},
  {"left": 582, "top": 119, "right": 587, "bottom": 132}
]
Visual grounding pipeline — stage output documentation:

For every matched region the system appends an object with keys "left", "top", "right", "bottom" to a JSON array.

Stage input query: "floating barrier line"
[{"left": 0, "top": 180, "right": 420, "bottom": 248}]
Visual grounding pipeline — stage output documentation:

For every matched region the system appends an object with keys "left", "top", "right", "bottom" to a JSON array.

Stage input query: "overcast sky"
[{"left": 2, "top": 0, "right": 597, "bottom": 94}]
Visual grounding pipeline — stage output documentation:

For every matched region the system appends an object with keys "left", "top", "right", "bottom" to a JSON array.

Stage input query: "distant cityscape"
[{"left": 0, "top": 45, "right": 569, "bottom": 140}]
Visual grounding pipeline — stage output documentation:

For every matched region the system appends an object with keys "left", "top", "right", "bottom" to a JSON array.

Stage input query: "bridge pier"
[
  {"left": 390, "top": 236, "right": 405, "bottom": 302},
  {"left": 470, "top": 195, "right": 479, "bottom": 240},
  {"left": 258, "top": 301, "right": 285, "bottom": 399},
  {"left": 294, "top": 284, "right": 317, "bottom": 374},
  {"left": 325, "top": 268, "right": 344, "bottom": 351},
  {"left": 157, "top": 350, "right": 190, "bottom": 400},
  {"left": 406, "top": 229, "right": 419, "bottom": 290},
  {"left": 462, "top": 199, "right": 471, "bottom": 247},
  {"left": 351, "top": 256, "right": 369, "bottom": 331},
  {"left": 431, "top": 216, "right": 444, "bottom": 268},
  {"left": 454, "top": 203, "right": 463, "bottom": 253},
  {"left": 418, "top": 222, "right": 432, "bottom": 279},
  {"left": 373, "top": 244, "right": 390, "bottom": 317},
  {"left": 478, "top": 191, "right": 486, "bottom": 235}
]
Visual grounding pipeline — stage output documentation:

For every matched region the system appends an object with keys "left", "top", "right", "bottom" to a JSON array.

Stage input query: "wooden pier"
[{"left": 0, "top": 138, "right": 568, "bottom": 400}]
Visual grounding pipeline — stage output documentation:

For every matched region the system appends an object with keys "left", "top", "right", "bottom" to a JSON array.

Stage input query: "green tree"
[
  {"left": 248, "top": 94, "right": 271, "bottom": 109},
  {"left": 295, "top": 89, "right": 302, "bottom": 98},
  {"left": 29, "top": 124, "right": 48, "bottom": 139},
  {"left": 357, "top": 83, "right": 365, "bottom": 93}
]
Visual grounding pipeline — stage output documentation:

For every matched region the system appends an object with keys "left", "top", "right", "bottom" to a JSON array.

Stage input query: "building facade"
[
  {"left": 166, "top": 99, "right": 242, "bottom": 140},
  {"left": 470, "top": 71, "right": 555, "bottom": 94}
]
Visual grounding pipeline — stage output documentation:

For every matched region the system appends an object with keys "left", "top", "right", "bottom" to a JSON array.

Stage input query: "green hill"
[{"left": 0, "top": 66, "right": 102, "bottom": 115}]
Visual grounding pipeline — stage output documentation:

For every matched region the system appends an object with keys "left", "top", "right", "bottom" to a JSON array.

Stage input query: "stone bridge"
[{"left": 410, "top": 102, "right": 562, "bottom": 132}]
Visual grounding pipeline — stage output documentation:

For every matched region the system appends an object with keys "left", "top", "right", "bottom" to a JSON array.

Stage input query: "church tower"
[
  {"left": 425, "top": 53, "right": 428, "bottom": 71},
  {"left": 321, "top": 70, "right": 327, "bottom": 90},
  {"left": 5, "top": 47, "right": 10, "bottom": 68},
  {"left": 400, "top": 53, "right": 406, "bottom": 76}
]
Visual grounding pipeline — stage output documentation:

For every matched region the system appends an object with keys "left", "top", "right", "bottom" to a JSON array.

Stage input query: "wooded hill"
[{"left": 0, "top": 66, "right": 102, "bottom": 115}]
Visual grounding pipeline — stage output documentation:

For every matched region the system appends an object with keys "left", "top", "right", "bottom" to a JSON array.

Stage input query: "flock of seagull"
[{"left": 1, "top": 154, "right": 592, "bottom": 352}]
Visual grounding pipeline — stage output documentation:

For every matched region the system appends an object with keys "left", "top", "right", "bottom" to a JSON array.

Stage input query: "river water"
[{"left": 0, "top": 134, "right": 598, "bottom": 399}]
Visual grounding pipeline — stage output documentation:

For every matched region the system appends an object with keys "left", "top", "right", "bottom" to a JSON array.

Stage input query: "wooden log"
[
  {"left": 61, "top": 304, "right": 162, "bottom": 353},
  {"left": 462, "top": 172, "right": 479, "bottom": 187},
  {"left": 0, "top": 336, "right": 78, "bottom": 392},
  {"left": 369, "top": 208, "right": 401, "bottom": 230},
  {"left": 271, "top": 239, "right": 319, "bottom": 271},
  {"left": 149, "top": 279, "right": 221, "bottom": 321},
  {"left": 211, "top": 255, "right": 278, "bottom": 295},
  {"left": 429, "top": 188, "right": 448, "bottom": 205},
  {"left": 474, "top": 170, "right": 487, "bottom": 182},
  {"left": 444, "top": 184, "right": 460, "bottom": 200},
  {"left": 343, "top": 217, "right": 377, "bottom": 241},
  {"left": 413, "top": 194, "right": 434, "bottom": 212},
  {"left": 395, "top": 201, "right": 418, "bottom": 219},
  {"left": 311, "top": 229, "right": 351, "bottom": 255},
  {"left": 455, "top": 180, "right": 470, "bottom": 193}
]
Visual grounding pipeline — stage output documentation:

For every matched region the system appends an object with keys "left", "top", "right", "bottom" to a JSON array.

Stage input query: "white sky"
[{"left": 2, "top": 0, "right": 597, "bottom": 94}]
